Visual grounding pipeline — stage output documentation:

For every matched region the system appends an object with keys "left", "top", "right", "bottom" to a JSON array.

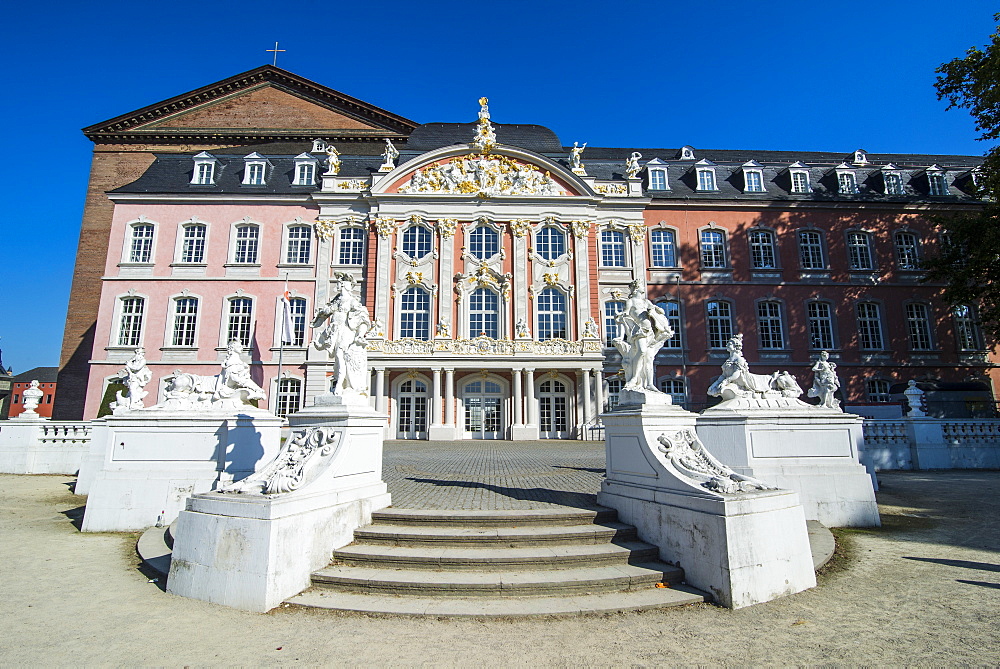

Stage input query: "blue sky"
[{"left": 0, "top": 0, "right": 995, "bottom": 374}]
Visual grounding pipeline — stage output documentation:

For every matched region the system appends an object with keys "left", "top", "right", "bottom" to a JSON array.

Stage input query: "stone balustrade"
[{"left": 862, "top": 417, "right": 1000, "bottom": 470}]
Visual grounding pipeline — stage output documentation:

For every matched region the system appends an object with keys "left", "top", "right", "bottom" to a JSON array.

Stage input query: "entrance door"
[
  {"left": 397, "top": 379, "right": 428, "bottom": 439},
  {"left": 538, "top": 379, "right": 570, "bottom": 439},
  {"left": 463, "top": 379, "right": 503, "bottom": 439}
]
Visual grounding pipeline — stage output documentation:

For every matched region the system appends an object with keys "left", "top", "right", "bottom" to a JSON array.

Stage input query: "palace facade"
[{"left": 64, "top": 66, "right": 994, "bottom": 437}]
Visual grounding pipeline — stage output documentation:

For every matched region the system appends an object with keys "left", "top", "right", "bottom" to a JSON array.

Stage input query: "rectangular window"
[
  {"left": 807, "top": 302, "right": 835, "bottom": 349},
  {"left": 227, "top": 298, "right": 254, "bottom": 348},
  {"left": 195, "top": 162, "right": 215, "bottom": 185},
  {"left": 745, "top": 171, "right": 764, "bottom": 192},
  {"left": 749, "top": 230, "right": 777, "bottom": 269},
  {"left": 928, "top": 173, "right": 948, "bottom": 196},
  {"left": 838, "top": 172, "right": 858, "bottom": 194},
  {"left": 699, "top": 230, "right": 727, "bottom": 268},
  {"left": 791, "top": 172, "right": 810, "bottom": 193},
  {"left": 662, "top": 301, "right": 682, "bottom": 349},
  {"left": 129, "top": 225, "right": 154, "bottom": 263},
  {"left": 706, "top": 301, "right": 733, "bottom": 348},
  {"left": 895, "top": 232, "right": 920, "bottom": 270},
  {"left": 246, "top": 163, "right": 265, "bottom": 185},
  {"left": 117, "top": 297, "right": 144, "bottom": 347},
  {"left": 867, "top": 379, "right": 891, "bottom": 403},
  {"left": 757, "top": 302, "right": 784, "bottom": 349},
  {"left": 885, "top": 173, "right": 904, "bottom": 195},
  {"left": 469, "top": 289, "right": 499, "bottom": 339},
  {"left": 650, "top": 229, "right": 677, "bottom": 267},
  {"left": 234, "top": 226, "right": 259, "bottom": 264},
  {"left": 537, "top": 289, "right": 568, "bottom": 341},
  {"left": 649, "top": 169, "right": 667, "bottom": 190},
  {"left": 953, "top": 305, "right": 982, "bottom": 351},
  {"left": 285, "top": 226, "right": 312, "bottom": 264},
  {"left": 181, "top": 225, "right": 206, "bottom": 263},
  {"left": 847, "top": 232, "right": 874, "bottom": 270},
  {"left": 601, "top": 230, "right": 626, "bottom": 267},
  {"left": 400, "top": 288, "right": 431, "bottom": 340},
  {"left": 171, "top": 297, "right": 198, "bottom": 347},
  {"left": 697, "top": 169, "right": 716, "bottom": 191},
  {"left": 604, "top": 301, "right": 624, "bottom": 347},
  {"left": 289, "top": 297, "right": 307, "bottom": 347},
  {"left": 905, "top": 303, "right": 934, "bottom": 350},
  {"left": 296, "top": 163, "right": 315, "bottom": 186},
  {"left": 276, "top": 378, "right": 302, "bottom": 417},
  {"left": 798, "top": 231, "right": 825, "bottom": 269},
  {"left": 338, "top": 228, "right": 366, "bottom": 265},
  {"left": 402, "top": 226, "right": 432, "bottom": 259},
  {"left": 857, "top": 303, "right": 884, "bottom": 350}
]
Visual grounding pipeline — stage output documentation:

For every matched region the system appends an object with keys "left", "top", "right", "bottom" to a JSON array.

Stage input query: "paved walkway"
[{"left": 382, "top": 440, "right": 605, "bottom": 509}]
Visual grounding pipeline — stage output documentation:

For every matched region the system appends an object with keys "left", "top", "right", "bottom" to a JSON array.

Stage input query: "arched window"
[
  {"left": 180, "top": 224, "right": 206, "bottom": 264},
  {"left": 536, "top": 227, "right": 565, "bottom": 260},
  {"left": 171, "top": 297, "right": 199, "bottom": 347},
  {"left": 894, "top": 232, "right": 921, "bottom": 270},
  {"left": 227, "top": 297, "right": 254, "bottom": 347},
  {"left": 856, "top": 302, "right": 884, "bottom": 350},
  {"left": 537, "top": 288, "right": 568, "bottom": 340},
  {"left": 604, "top": 301, "right": 624, "bottom": 347},
  {"left": 798, "top": 230, "right": 826, "bottom": 269},
  {"left": 400, "top": 287, "right": 431, "bottom": 340},
  {"left": 402, "top": 225, "right": 432, "bottom": 259},
  {"left": 748, "top": 230, "right": 777, "bottom": 269},
  {"left": 288, "top": 297, "right": 307, "bottom": 347},
  {"left": 285, "top": 225, "right": 312, "bottom": 264},
  {"left": 469, "top": 288, "right": 499, "bottom": 338},
  {"left": 338, "top": 227, "right": 366, "bottom": 265},
  {"left": 470, "top": 225, "right": 499, "bottom": 259},
  {"left": 129, "top": 223, "right": 155, "bottom": 263},
  {"left": 650, "top": 229, "right": 677, "bottom": 267},
  {"left": 699, "top": 229, "right": 727, "bottom": 268},
  {"left": 807, "top": 301, "right": 835, "bottom": 350},
  {"left": 905, "top": 303, "right": 934, "bottom": 350},
  {"left": 659, "top": 378, "right": 687, "bottom": 407},
  {"left": 117, "top": 296, "right": 145, "bottom": 346},
  {"left": 233, "top": 224, "right": 259, "bottom": 264},
  {"left": 275, "top": 378, "right": 302, "bottom": 417},
  {"left": 756, "top": 301, "right": 784, "bottom": 349},
  {"left": 706, "top": 300, "right": 734, "bottom": 348},
  {"left": 866, "top": 379, "right": 891, "bottom": 403},
  {"left": 847, "top": 231, "right": 874, "bottom": 270},
  {"left": 601, "top": 230, "right": 626, "bottom": 267},
  {"left": 953, "top": 305, "right": 983, "bottom": 351}
]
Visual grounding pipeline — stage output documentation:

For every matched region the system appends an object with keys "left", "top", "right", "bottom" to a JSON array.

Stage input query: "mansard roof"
[{"left": 83, "top": 65, "right": 418, "bottom": 144}]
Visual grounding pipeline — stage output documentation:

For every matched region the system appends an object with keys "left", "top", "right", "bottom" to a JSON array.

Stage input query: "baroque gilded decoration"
[
  {"left": 399, "top": 154, "right": 564, "bottom": 197},
  {"left": 367, "top": 336, "right": 594, "bottom": 356},
  {"left": 570, "top": 220, "right": 592, "bottom": 238},
  {"left": 595, "top": 183, "right": 628, "bottom": 195},
  {"left": 314, "top": 218, "right": 337, "bottom": 241},
  {"left": 437, "top": 218, "right": 458, "bottom": 239},
  {"left": 373, "top": 216, "right": 397, "bottom": 239},
  {"left": 509, "top": 219, "right": 532, "bottom": 237}
]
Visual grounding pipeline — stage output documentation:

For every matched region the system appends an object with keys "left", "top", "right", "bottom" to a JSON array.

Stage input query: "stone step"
[
  {"left": 332, "top": 540, "right": 659, "bottom": 571},
  {"left": 353, "top": 521, "right": 637, "bottom": 547},
  {"left": 311, "top": 561, "right": 685, "bottom": 597},
  {"left": 288, "top": 584, "right": 706, "bottom": 617},
  {"left": 371, "top": 507, "right": 617, "bottom": 528}
]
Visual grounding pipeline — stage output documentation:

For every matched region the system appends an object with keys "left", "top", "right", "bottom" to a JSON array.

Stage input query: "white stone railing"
[
  {"left": 38, "top": 422, "right": 92, "bottom": 445},
  {"left": 367, "top": 336, "right": 602, "bottom": 356},
  {"left": 941, "top": 420, "right": 1000, "bottom": 445},
  {"left": 861, "top": 417, "right": 1000, "bottom": 470},
  {"left": 862, "top": 420, "right": 908, "bottom": 446}
]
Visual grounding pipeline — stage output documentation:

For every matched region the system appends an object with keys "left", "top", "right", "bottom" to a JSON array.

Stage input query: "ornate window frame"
[
  {"left": 697, "top": 223, "right": 729, "bottom": 270},
  {"left": 227, "top": 217, "right": 262, "bottom": 266},
  {"left": 705, "top": 298, "right": 735, "bottom": 349},
  {"left": 747, "top": 227, "right": 779, "bottom": 270},
  {"left": 599, "top": 223, "right": 629, "bottom": 268},
  {"left": 893, "top": 229, "right": 922, "bottom": 270},
  {"left": 655, "top": 298, "right": 684, "bottom": 350},
  {"left": 395, "top": 283, "right": 435, "bottom": 341},
  {"left": 292, "top": 152, "right": 318, "bottom": 186},
  {"left": 882, "top": 164, "right": 906, "bottom": 195},
  {"left": 742, "top": 160, "right": 766, "bottom": 193},
  {"left": 166, "top": 291, "right": 202, "bottom": 349},
  {"left": 926, "top": 164, "right": 949, "bottom": 196},
  {"left": 121, "top": 216, "right": 157, "bottom": 266},
  {"left": 797, "top": 228, "right": 827, "bottom": 270},
  {"left": 835, "top": 162, "right": 859, "bottom": 194},
  {"left": 241, "top": 152, "right": 270, "bottom": 186},
  {"left": 646, "top": 158, "right": 669, "bottom": 191},
  {"left": 531, "top": 219, "right": 570, "bottom": 263},
  {"left": 272, "top": 291, "right": 308, "bottom": 349},
  {"left": 174, "top": 217, "right": 209, "bottom": 266},
  {"left": 111, "top": 291, "right": 148, "bottom": 349},
  {"left": 649, "top": 225, "right": 679, "bottom": 268},
  {"left": 191, "top": 151, "right": 218, "bottom": 185},
  {"left": 536, "top": 286, "right": 572, "bottom": 341},
  {"left": 280, "top": 218, "right": 314, "bottom": 266},
  {"left": 220, "top": 291, "right": 256, "bottom": 349},
  {"left": 845, "top": 229, "right": 876, "bottom": 271},
  {"left": 462, "top": 216, "right": 506, "bottom": 264},
  {"left": 788, "top": 161, "right": 812, "bottom": 194},
  {"left": 855, "top": 300, "right": 887, "bottom": 351},
  {"left": 272, "top": 373, "right": 305, "bottom": 417},
  {"left": 400, "top": 220, "right": 435, "bottom": 262},
  {"left": 695, "top": 159, "right": 718, "bottom": 191},
  {"left": 754, "top": 298, "right": 787, "bottom": 350}
]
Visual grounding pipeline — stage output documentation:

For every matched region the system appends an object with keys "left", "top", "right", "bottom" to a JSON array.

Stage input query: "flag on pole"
[{"left": 280, "top": 283, "right": 294, "bottom": 345}]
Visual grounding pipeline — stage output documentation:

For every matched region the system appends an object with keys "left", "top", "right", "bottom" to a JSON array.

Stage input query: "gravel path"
[{"left": 1, "top": 470, "right": 998, "bottom": 666}]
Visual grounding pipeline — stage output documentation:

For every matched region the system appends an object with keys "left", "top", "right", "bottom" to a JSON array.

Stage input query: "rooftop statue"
[
  {"left": 380, "top": 139, "right": 399, "bottom": 172},
  {"left": 569, "top": 141, "right": 586, "bottom": 173},
  {"left": 323, "top": 144, "right": 341, "bottom": 175},
  {"left": 472, "top": 96, "right": 497, "bottom": 154},
  {"left": 613, "top": 280, "right": 674, "bottom": 393},
  {"left": 110, "top": 347, "right": 152, "bottom": 414},
  {"left": 311, "top": 274, "right": 371, "bottom": 399},
  {"left": 625, "top": 151, "right": 642, "bottom": 179},
  {"left": 807, "top": 351, "right": 842, "bottom": 410}
]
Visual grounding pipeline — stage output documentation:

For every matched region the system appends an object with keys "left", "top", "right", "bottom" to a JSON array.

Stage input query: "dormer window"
[
  {"left": 789, "top": 162, "right": 812, "bottom": 194},
  {"left": 242, "top": 152, "right": 269, "bottom": 186},
  {"left": 191, "top": 151, "right": 217, "bottom": 185},
  {"left": 695, "top": 160, "right": 717, "bottom": 191},
  {"left": 927, "top": 165, "right": 948, "bottom": 196},
  {"left": 835, "top": 163, "right": 859, "bottom": 194},
  {"left": 883, "top": 164, "right": 905, "bottom": 195},
  {"left": 646, "top": 159, "right": 669, "bottom": 190},
  {"left": 293, "top": 153, "right": 318, "bottom": 186},
  {"left": 678, "top": 146, "right": 695, "bottom": 160},
  {"left": 742, "top": 161, "right": 765, "bottom": 193},
  {"left": 853, "top": 149, "right": 869, "bottom": 166}
]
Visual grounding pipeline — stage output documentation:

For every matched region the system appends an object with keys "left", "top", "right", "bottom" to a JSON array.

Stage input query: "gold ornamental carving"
[
  {"left": 509, "top": 219, "right": 532, "bottom": 238},
  {"left": 437, "top": 219, "right": 458, "bottom": 239},
  {"left": 570, "top": 220, "right": 592, "bottom": 239},
  {"left": 373, "top": 217, "right": 397, "bottom": 239}
]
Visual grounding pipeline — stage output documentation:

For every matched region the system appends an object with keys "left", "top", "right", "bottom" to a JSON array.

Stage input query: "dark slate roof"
[
  {"left": 406, "top": 123, "right": 563, "bottom": 152},
  {"left": 13, "top": 367, "right": 58, "bottom": 383}
]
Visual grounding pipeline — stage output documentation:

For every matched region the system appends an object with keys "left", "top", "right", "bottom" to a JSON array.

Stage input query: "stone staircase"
[{"left": 287, "top": 507, "right": 707, "bottom": 616}]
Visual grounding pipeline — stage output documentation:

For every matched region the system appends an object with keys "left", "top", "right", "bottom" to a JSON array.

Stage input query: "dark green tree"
[{"left": 923, "top": 14, "right": 1000, "bottom": 342}]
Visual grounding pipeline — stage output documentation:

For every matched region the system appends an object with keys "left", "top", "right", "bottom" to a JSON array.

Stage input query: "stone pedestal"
[
  {"left": 697, "top": 401, "right": 879, "bottom": 527},
  {"left": 80, "top": 409, "right": 282, "bottom": 532},
  {"left": 597, "top": 402, "right": 816, "bottom": 609},
  {"left": 166, "top": 395, "right": 391, "bottom": 612}
]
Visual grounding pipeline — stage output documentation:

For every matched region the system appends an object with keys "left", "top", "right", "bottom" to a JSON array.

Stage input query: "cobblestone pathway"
[{"left": 382, "top": 440, "right": 606, "bottom": 510}]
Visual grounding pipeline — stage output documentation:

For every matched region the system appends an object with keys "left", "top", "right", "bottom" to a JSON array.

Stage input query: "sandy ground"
[{"left": 1, "top": 471, "right": 998, "bottom": 667}]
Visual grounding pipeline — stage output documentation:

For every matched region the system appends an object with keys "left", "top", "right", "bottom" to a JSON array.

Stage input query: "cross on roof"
[{"left": 265, "top": 42, "right": 286, "bottom": 66}]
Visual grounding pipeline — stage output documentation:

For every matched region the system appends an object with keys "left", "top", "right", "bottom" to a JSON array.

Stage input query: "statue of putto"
[
  {"left": 380, "top": 139, "right": 399, "bottom": 172},
  {"left": 110, "top": 347, "right": 152, "bottom": 414},
  {"left": 515, "top": 318, "right": 531, "bottom": 339},
  {"left": 583, "top": 317, "right": 599, "bottom": 339},
  {"left": 707, "top": 334, "right": 806, "bottom": 402},
  {"left": 808, "top": 351, "right": 842, "bottom": 410},
  {"left": 569, "top": 141, "right": 587, "bottom": 174},
  {"left": 158, "top": 340, "right": 266, "bottom": 411},
  {"left": 323, "top": 144, "right": 341, "bottom": 175},
  {"left": 311, "top": 274, "right": 371, "bottom": 399},
  {"left": 613, "top": 281, "right": 674, "bottom": 394},
  {"left": 625, "top": 151, "right": 642, "bottom": 179},
  {"left": 20, "top": 380, "right": 43, "bottom": 416}
]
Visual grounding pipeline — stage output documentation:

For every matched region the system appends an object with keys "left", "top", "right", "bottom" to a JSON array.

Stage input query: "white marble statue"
[
  {"left": 21, "top": 380, "right": 43, "bottom": 415},
  {"left": 380, "top": 139, "right": 399, "bottom": 171},
  {"left": 569, "top": 141, "right": 586, "bottom": 173},
  {"left": 516, "top": 318, "right": 530, "bottom": 339},
  {"left": 311, "top": 274, "right": 371, "bottom": 398},
  {"left": 159, "top": 340, "right": 266, "bottom": 411},
  {"left": 707, "top": 334, "right": 804, "bottom": 401},
  {"left": 436, "top": 316, "right": 451, "bottom": 338},
  {"left": 625, "top": 151, "right": 642, "bottom": 179},
  {"left": 613, "top": 280, "right": 674, "bottom": 392},
  {"left": 110, "top": 347, "right": 152, "bottom": 413},
  {"left": 583, "top": 317, "right": 599, "bottom": 339},
  {"left": 323, "top": 145, "right": 341, "bottom": 176},
  {"left": 807, "top": 351, "right": 842, "bottom": 410},
  {"left": 473, "top": 96, "right": 498, "bottom": 154},
  {"left": 904, "top": 380, "right": 926, "bottom": 417}
]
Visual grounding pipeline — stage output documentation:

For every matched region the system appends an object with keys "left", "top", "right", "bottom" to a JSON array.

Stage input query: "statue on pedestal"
[
  {"left": 807, "top": 351, "right": 842, "bottom": 410},
  {"left": 613, "top": 280, "right": 674, "bottom": 392},
  {"left": 583, "top": 317, "right": 599, "bottom": 339},
  {"left": 311, "top": 274, "right": 371, "bottom": 398},
  {"left": 323, "top": 145, "right": 341, "bottom": 176},
  {"left": 569, "top": 142, "right": 587, "bottom": 174},
  {"left": 111, "top": 347, "right": 152, "bottom": 413},
  {"left": 158, "top": 340, "right": 265, "bottom": 411},
  {"left": 472, "top": 97, "right": 497, "bottom": 154},
  {"left": 380, "top": 139, "right": 399, "bottom": 172},
  {"left": 21, "top": 380, "right": 43, "bottom": 416},
  {"left": 625, "top": 152, "right": 642, "bottom": 179},
  {"left": 707, "top": 334, "right": 804, "bottom": 401}
]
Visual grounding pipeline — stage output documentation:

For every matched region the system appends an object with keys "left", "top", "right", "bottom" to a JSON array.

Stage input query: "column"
[
  {"left": 374, "top": 368, "right": 386, "bottom": 413},
  {"left": 525, "top": 368, "right": 536, "bottom": 426},
  {"left": 593, "top": 368, "right": 604, "bottom": 417},
  {"left": 512, "top": 369, "right": 523, "bottom": 427},
  {"left": 444, "top": 369, "right": 455, "bottom": 427},
  {"left": 431, "top": 368, "right": 442, "bottom": 426},
  {"left": 582, "top": 368, "right": 593, "bottom": 424}
]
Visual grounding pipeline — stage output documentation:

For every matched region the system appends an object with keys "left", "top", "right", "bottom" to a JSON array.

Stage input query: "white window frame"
[
  {"left": 847, "top": 230, "right": 875, "bottom": 271},
  {"left": 401, "top": 224, "right": 433, "bottom": 261},
  {"left": 399, "top": 286, "right": 432, "bottom": 340},
  {"left": 658, "top": 376, "right": 687, "bottom": 407},
  {"left": 469, "top": 223, "right": 501, "bottom": 261},
  {"left": 648, "top": 168, "right": 668, "bottom": 191},
  {"left": 789, "top": 165, "right": 812, "bottom": 194},
  {"left": 696, "top": 166, "right": 717, "bottom": 191},
  {"left": 604, "top": 300, "right": 625, "bottom": 347},
  {"left": 292, "top": 153, "right": 318, "bottom": 186},
  {"left": 600, "top": 228, "right": 628, "bottom": 267},
  {"left": 806, "top": 301, "right": 836, "bottom": 350},
  {"left": 224, "top": 295, "right": 256, "bottom": 349},
  {"left": 748, "top": 229, "right": 778, "bottom": 269},
  {"left": 658, "top": 300, "right": 683, "bottom": 350},
  {"left": 699, "top": 228, "right": 728, "bottom": 269},
  {"left": 905, "top": 302, "right": 935, "bottom": 351},
  {"left": 126, "top": 221, "right": 156, "bottom": 264},
  {"left": 706, "top": 300, "right": 734, "bottom": 349},
  {"left": 535, "top": 225, "right": 568, "bottom": 261},
  {"left": 883, "top": 166, "right": 905, "bottom": 195},
  {"left": 168, "top": 294, "right": 200, "bottom": 348},
  {"left": 927, "top": 168, "right": 948, "bottom": 196},
  {"left": 273, "top": 375, "right": 304, "bottom": 417},
  {"left": 537, "top": 287, "right": 570, "bottom": 341},
  {"left": 230, "top": 219, "right": 261, "bottom": 265},
  {"left": 275, "top": 295, "right": 308, "bottom": 348},
  {"left": 743, "top": 167, "right": 765, "bottom": 193},
  {"left": 857, "top": 302, "right": 885, "bottom": 350},
  {"left": 756, "top": 300, "right": 785, "bottom": 350},
  {"left": 114, "top": 294, "right": 147, "bottom": 348},
  {"left": 191, "top": 151, "right": 218, "bottom": 185},
  {"left": 894, "top": 231, "right": 921, "bottom": 270},
  {"left": 337, "top": 226, "right": 367, "bottom": 265},
  {"left": 798, "top": 230, "right": 826, "bottom": 270},
  {"left": 952, "top": 305, "right": 983, "bottom": 351},
  {"left": 282, "top": 221, "right": 313, "bottom": 265},
  {"left": 176, "top": 219, "right": 208, "bottom": 264},
  {"left": 836, "top": 165, "right": 859, "bottom": 194},
  {"left": 242, "top": 152, "right": 269, "bottom": 186},
  {"left": 649, "top": 228, "right": 678, "bottom": 268},
  {"left": 468, "top": 287, "right": 501, "bottom": 339}
]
